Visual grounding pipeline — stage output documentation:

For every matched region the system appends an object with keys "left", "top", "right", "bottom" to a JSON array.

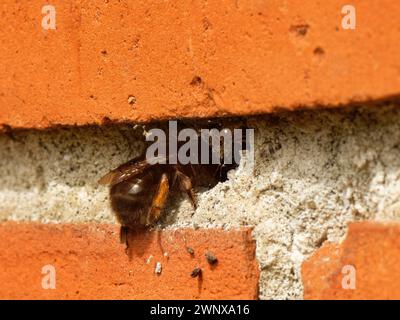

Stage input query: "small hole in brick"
[
  {"left": 190, "top": 76, "right": 203, "bottom": 86},
  {"left": 289, "top": 24, "right": 310, "bottom": 37},
  {"left": 313, "top": 47, "right": 325, "bottom": 56},
  {"left": 202, "top": 18, "right": 212, "bottom": 31}
]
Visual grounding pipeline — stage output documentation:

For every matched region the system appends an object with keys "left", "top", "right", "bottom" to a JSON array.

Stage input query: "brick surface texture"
[
  {"left": 1, "top": 0, "right": 400, "bottom": 129},
  {"left": 302, "top": 222, "right": 400, "bottom": 300},
  {"left": 0, "top": 223, "right": 259, "bottom": 299}
]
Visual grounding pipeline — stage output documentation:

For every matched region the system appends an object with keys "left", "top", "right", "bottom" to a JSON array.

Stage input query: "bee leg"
[
  {"left": 120, "top": 226, "right": 129, "bottom": 252},
  {"left": 147, "top": 173, "right": 170, "bottom": 225},
  {"left": 120, "top": 226, "right": 128, "bottom": 244},
  {"left": 176, "top": 171, "right": 197, "bottom": 210},
  {"left": 171, "top": 170, "right": 179, "bottom": 189}
]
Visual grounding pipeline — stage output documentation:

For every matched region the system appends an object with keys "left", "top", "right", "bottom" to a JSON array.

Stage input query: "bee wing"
[{"left": 98, "top": 155, "right": 167, "bottom": 186}]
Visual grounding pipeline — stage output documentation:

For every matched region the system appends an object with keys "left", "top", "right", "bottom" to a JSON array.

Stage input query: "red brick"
[
  {"left": 302, "top": 222, "right": 400, "bottom": 300},
  {"left": 0, "top": 222, "right": 259, "bottom": 300},
  {"left": 1, "top": 1, "right": 400, "bottom": 129}
]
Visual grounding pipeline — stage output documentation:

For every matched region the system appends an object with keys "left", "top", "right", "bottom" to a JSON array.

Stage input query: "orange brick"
[
  {"left": 1, "top": 1, "right": 400, "bottom": 129},
  {"left": 302, "top": 222, "right": 400, "bottom": 300},
  {"left": 0, "top": 222, "right": 259, "bottom": 300}
]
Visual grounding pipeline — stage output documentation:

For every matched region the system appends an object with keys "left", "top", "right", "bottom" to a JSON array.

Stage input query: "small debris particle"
[
  {"left": 155, "top": 262, "right": 162, "bottom": 275},
  {"left": 307, "top": 200, "right": 317, "bottom": 210},
  {"left": 128, "top": 95, "right": 136, "bottom": 105},
  {"left": 191, "top": 267, "right": 202, "bottom": 278},
  {"left": 205, "top": 251, "right": 218, "bottom": 265},
  {"left": 146, "top": 255, "right": 153, "bottom": 264},
  {"left": 163, "top": 252, "right": 169, "bottom": 259},
  {"left": 187, "top": 247, "right": 194, "bottom": 255}
]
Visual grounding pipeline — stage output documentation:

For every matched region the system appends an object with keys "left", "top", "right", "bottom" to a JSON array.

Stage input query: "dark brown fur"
[{"left": 98, "top": 123, "right": 244, "bottom": 248}]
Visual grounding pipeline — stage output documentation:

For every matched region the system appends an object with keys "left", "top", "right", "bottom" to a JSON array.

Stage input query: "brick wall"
[{"left": 1, "top": 0, "right": 400, "bottom": 300}]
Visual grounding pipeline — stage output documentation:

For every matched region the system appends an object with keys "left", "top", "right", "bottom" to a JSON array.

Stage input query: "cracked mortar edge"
[{"left": 1, "top": 103, "right": 400, "bottom": 299}]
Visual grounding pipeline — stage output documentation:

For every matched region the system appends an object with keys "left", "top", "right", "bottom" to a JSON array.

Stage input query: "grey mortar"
[{"left": 1, "top": 103, "right": 400, "bottom": 299}]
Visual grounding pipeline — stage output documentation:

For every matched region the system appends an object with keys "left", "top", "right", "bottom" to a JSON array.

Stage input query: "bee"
[{"left": 98, "top": 122, "right": 245, "bottom": 249}]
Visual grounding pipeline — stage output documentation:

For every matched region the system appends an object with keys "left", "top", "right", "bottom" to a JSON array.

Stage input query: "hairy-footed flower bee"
[{"left": 98, "top": 121, "right": 251, "bottom": 248}]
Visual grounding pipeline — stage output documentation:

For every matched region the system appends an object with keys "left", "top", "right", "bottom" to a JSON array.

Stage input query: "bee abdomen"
[{"left": 109, "top": 173, "right": 160, "bottom": 227}]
